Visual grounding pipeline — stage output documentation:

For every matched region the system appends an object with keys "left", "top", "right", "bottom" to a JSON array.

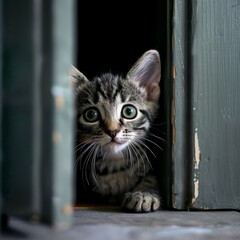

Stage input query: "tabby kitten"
[{"left": 72, "top": 50, "right": 161, "bottom": 212}]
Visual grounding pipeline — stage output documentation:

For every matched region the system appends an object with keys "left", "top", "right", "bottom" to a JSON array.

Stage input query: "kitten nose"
[{"left": 106, "top": 130, "right": 119, "bottom": 138}]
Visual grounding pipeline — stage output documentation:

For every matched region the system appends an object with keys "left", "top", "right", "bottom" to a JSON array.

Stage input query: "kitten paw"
[{"left": 122, "top": 191, "right": 160, "bottom": 213}]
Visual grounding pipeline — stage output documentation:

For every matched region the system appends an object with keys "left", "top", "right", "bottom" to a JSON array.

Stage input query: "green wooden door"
[
  {"left": 172, "top": 0, "right": 240, "bottom": 210},
  {"left": 0, "top": 0, "right": 75, "bottom": 228}
]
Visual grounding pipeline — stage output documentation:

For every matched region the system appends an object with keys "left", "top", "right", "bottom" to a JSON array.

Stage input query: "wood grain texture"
[
  {"left": 172, "top": 0, "right": 240, "bottom": 210},
  {"left": 190, "top": 0, "right": 240, "bottom": 209}
]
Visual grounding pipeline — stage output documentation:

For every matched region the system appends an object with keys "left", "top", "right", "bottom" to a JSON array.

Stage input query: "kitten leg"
[{"left": 121, "top": 175, "right": 161, "bottom": 213}]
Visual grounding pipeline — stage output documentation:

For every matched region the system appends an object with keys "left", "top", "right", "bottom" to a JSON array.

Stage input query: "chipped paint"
[
  {"left": 172, "top": 66, "right": 177, "bottom": 78},
  {"left": 192, "top": 128, "right": 201, "bottom": 205},
  {"left": 52, "top": 131, "right": 62, "bottom": 143},
  {"left": 52, "top": 86, "right": 65, "bottom": 110},
  {"left": 194, "top": 128, "right": 201, "bottom": 168},
  {"left": 55, "top": 95, "right": 65, "bottom": 110},
  {"left": 61, "top": 205, "right": 73, "bottom": 215}
]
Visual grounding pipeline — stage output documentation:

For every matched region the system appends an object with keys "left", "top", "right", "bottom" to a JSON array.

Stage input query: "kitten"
[{"left": 71, "top": 50, "right": 161, "bottom": 212}]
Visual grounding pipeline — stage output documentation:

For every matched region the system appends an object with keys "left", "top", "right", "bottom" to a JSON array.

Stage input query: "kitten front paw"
[{"left": 122, "top": 191, "right": 160, "bottom": 213}]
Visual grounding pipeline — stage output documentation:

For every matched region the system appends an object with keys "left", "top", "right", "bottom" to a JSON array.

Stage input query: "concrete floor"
[{"left": 1, "top": 206, "right": 240, "bottom": 240}]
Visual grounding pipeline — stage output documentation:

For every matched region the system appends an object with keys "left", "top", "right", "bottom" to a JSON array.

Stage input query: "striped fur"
[{"left": 72, "top": 50, "right": 161, "bottom": 212}]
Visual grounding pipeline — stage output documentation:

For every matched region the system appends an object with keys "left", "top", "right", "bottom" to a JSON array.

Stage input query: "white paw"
[{"left": 122, "top": 191, "right": 160, "bottom": 212}]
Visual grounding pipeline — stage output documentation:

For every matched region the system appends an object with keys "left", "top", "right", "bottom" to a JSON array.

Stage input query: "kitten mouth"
[
  {"left": 109, "top": 139, "right": 122, "bottom": 145},
  {"left": 105, "top": 139, "right": 126, "bottom": 148}
]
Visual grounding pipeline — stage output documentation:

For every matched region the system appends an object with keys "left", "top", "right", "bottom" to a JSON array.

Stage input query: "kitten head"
[{"left": 71, "top": 50, "right": 161, "bottom": 155}]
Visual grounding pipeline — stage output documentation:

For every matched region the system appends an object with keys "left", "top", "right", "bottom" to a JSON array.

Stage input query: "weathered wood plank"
[
  {"left": 172, "top": 0, "right": 193, "bottom": 209},
  {"left": 190, "top": 0, "right": 240, "bottom": 209},
  {"left": 40, "top": 0, "right": 75, "bottom": 227},
  {"left": 2, "top": 0, "right": 38, "bottom": 217},
  {"left": 172, "top": 0, "right": 240, "bottom": 210},
  {"left": 1, "top": 0, "right": 75, "bottom": 227}
]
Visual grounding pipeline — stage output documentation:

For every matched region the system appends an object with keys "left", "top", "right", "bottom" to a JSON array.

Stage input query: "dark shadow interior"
[
  {"left": 77, "top": 1, "right": 167, "bottom": 77},
  {"left": 75, "top": 1, "right": 171, "bottom": 207}
]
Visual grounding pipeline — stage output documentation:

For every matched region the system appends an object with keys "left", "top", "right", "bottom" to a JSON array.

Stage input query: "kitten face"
[
  {"left": 77, "top": 76, "right": 152, "bottom": 154},
  {"left": 71, "top": 50, "right": 161, "bottom": 156}
]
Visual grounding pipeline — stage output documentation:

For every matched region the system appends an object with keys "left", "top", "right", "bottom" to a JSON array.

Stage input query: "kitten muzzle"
[{"left": 105, "top": 129, "right": 119, "bottom": 139}]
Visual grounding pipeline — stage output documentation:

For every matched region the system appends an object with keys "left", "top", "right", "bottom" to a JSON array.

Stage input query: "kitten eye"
[
  {"left": 83, "top": 108, "right": 99, "bottom": 122},
  {"left": 121, "top": 105, "right": 137, "bottom": 119}
]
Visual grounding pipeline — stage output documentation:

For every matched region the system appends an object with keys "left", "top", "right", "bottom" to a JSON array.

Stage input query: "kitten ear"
[
  {"left": 127, "top": 50, "right": 161, "bottom": 101},
  {"left": 69, "top": 66, "right": 90, "bottom": 93}
]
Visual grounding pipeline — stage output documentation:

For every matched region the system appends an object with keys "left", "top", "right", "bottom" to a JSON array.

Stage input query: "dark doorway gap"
[{"left": 75, "top": 1, "right": 170, "bottom": 207}]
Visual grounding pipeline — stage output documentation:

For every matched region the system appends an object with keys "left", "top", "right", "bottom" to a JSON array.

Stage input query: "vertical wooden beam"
[
  {"left": 172, "top": 0, "right": 240, "bottom": 210},
  {"left": 2, "top": 0, "right": 38, "bottom": 218},
  {"left": 172, "top": 0, "right": 193, "bottom": 209},
  {"left": 1, "top": 0, "right": 75, "bottom": 227},
  {"left": 40, "top": 0, "right": 75, "bottom": 227}
]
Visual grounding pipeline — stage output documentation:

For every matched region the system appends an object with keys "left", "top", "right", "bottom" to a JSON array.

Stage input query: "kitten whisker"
[
  {"left": 91, "top": 144, "right": 100, "bottom": 187},
  {"left": 133, "top": 140, "right": 153, "bottom": 172},
  {"left": 82, "top": 142, "right": 99, "bottom": 186},
  {"left": 128, "top": 141, "right": 142, "bottom": 176},
  {"left": 151, "top": 122, "right": 167, "bottom": 127},
  {"left": 140, "top": 137, "right": 163, "bottom": 151},
  {"left": 74, "top": 141, "right": 95, "bottom": 169},
  {"left": 135, "top": 138, "right": 156, "bottom": 158},
  {"left": 148, "top": 132, "right": 167, "bottom": 143},
  {"left": 100, "top": 150, "right": 107, "bottom": 173},
  {"left": 126, "top": 145, "right": 134, "bottom": 176},
  {"left": 73, "top": 140, "right": 92, "bottom": 155},
  {"left": 77, "top": 142, "right": 95, "bottom": 169},
  {"left": 129, "top": 141, "right": 150, "bottom": 176}
]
